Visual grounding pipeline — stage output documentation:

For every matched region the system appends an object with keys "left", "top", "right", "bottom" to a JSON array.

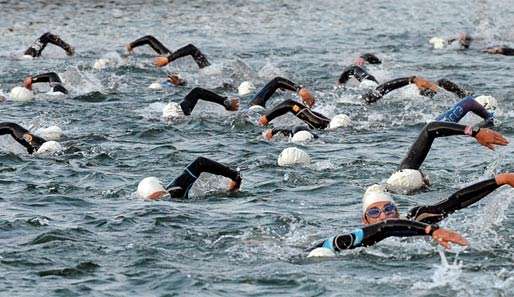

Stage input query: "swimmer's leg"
[
  {"left": 127, "top": 35, "right": 171, "bottom": 55},
  {"left": 167, "top": 44, "right": 210, "bottom": 68}
]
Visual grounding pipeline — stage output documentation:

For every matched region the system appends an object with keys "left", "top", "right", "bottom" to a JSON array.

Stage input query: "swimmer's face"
[
  {"left": 298, "top": 88, "right": 315, "bottom": 108},
  {"left": 354, "top": 57, "right": 365, "bottom": 66},
  {"left": 362, "top": 201, "right": 399, "bottom": 225}
]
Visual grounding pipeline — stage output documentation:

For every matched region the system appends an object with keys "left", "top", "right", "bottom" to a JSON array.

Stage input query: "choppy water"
[{"left": 1, "top": 0, "right": 513, "bottom": 296}]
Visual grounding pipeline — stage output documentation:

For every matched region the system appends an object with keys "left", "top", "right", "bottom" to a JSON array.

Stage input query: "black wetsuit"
[
  {"left": 436, "top": 79, "right": 472, "bottom": 98},
  {"left": 263, "top": 99, "right": 331, "bottom": 129},
  {"left": 24, "top": 32, "right": 74, "bottom": 57},
  {"left": 250, "top": 77, "right": 301, "bottom": 107},
  {"left": 31, "top": 72, "right": 68, "bottom": 94},
  {"left": 0, "top": 123, "right": 46, "bottom": 154},
  {"left": 271, "top": 126, "right": 318, "bottom": 138},
  {"left": 360, "top": 53, "right": 382, "bottom": 64},
  {"left": 179, "top": 87, "right": 234, "bottom": 116},
  {"left": 166, "top": 157, "right": 240, "bottom": 198},
  {"left": 407, "top": 178, "right": 500, "bottom": 224},
  {"left": 338, "top": 65, "right": 378, "bottom": 84},
  {"left": 362, "top": 77, "right": 414, "bottom": 103},
  {"left": 399, "top": 122, "right": 477, "bottom": 170},
  {"left": 485, "top": 47, "right": 514, "bottom": 56},
  {"left": 128, "top": 35, "right": 210, "bottom": 68}
]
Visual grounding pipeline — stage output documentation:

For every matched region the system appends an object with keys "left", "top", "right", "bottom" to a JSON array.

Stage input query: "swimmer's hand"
[
  {"left": 154, "top": 56, "right": 170, "bottom": 67},
  {"left": 474, "top": 128, "right": 509, "bottom": 150},
  {"left": 258, "top": 115, "right": 269, "bottom": 126},
  {"left": 413, "top": 77, "right": 438, "bottom": 92},
  {"left": 430, "top": 227, "right": 468, "bottom": 250},
  {"left": 482, "top": 47, "right": 502, "bottom": 54},
  {"left": 298, "top": 88, "right": 315, "bottom": 108},
  {"left": 66, "top": 46, "right": 75, "bottom": 56},
  {"left": 262, "top": 129, "right": 273, "bottom": 140},
  {"left": 495, "top": 173, "right": 514, "bottom": 187},
  {"left": 228, "top": 175, "right": 242, "bottom": 192},
  {"left": 225, "top": 97, "right": 240, "bottom": 111},
  {"left": 125, "top": 44, "right": 133, "bottom": 54},
  {"left": 23, "top": 76, "right": 33, "bottom": 90}
]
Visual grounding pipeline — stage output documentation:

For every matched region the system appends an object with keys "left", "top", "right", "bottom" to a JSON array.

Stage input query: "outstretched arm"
[
  {"left": 179, "top": 87, "right": 239, "bottom": 116},
  {"left": 399, "top": 122, "right": 508, "bottom": 170},
  {"left": 338, "top": 65, "right": 378, "bottom": 84},
  {"left": 155, "top": 44, "right": 210, "bottom": 68},
  {"left": 250, "top": 77, "right": 301, "bottom": 107},
  {"left": 165, "top": 157, "right": 241, "bottom": 198},
  {"left": 436, "top": 96, "right": 494, "bottom": 125},
  {"left": 437, "top": 79, "right": 471, "bottom": 98},
  {"left": 259, "top": 100, "right": 330, "bottom": 129},
  {"left": 24, "top": 32, "right": 74, "bottom": 57},
  {"left": 0, "top": 122, "right": 46, "bottom": 154},
  {"left": 314, "top": 219, "right": 467, "bottom": 251},
  {"left": 23, "top": 72, "right": 68, "bottom": 94},
  {"left": 482, "top": 47, "right": 514, "bottom": 56},
  {"left": 362, "top": 76, "right": 413, "bottom": 103},
  {"left": 126, "top": 35, "right": 171, "bottom": 55}
]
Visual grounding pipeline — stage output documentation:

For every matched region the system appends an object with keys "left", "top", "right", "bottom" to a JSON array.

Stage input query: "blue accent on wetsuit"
[
  {"left": 436, "top": 96, "right": 494, "bottom": 125},
  {"left": 351, "top": 229, "right": 364, "bottom": 246},
  {"left": 322, "top": 236, "right": 336, "bottom": 251}
]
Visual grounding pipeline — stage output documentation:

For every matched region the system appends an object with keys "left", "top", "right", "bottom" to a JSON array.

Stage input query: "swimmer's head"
[
  {"left": 328, "top": 114, "right": 351, "bottom": 130},
  {"left": 137, "top": 177, "right": 168, "bottom": 200},
  {"left": 458, "top": 32, "right": 472, "bottom": 48},
  {"left": 429, "top": 37, "right": 446, "bottom": 49},
  {"left": 298, "top": 88, "right": 315, "bottom": 108},
  {"left": 360, "top": 53, "right": 381, "bottom": 65},
  {"left": 35, "top": 141, "right": 63, "bottom": 155},
  {"left": 362, "top": 184, "right": 399, "bottom": 225},
  {"left": 162, "top": 102, "right": 185, "bottom": 119},
  {"left": 474, "top": 95, "right": 498, "bottom": 113},
  {"left": 277, "top": 147, "right": 311, "bottom": 166},
  {"left": 238, "top": 81, "right": 256, "bottom": 96},
  {"left": 35, "top": 126, "right": 63, "bottom": 141},
  {"left": 9, "top": 86, "right": 34, "bottom": 101},
  {"left": 386, "top": 169, "right": 429, "bottom": 194}
]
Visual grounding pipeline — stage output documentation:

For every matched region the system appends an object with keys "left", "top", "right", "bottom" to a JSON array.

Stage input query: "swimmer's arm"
[
  {"left": 262, "top": 100, "right": 302, "bottom": 123},
  {"left": 500, "top": 48, "right": 514, "bottom": 56},
  {"left": 45, "top": 33, "right": 74, "bottom": 56},
  {"left": 362, "top": 76, "right": 413, "bottom": 103},
  {"left": 251, "top": 77, "right": 301, "bottom": 107},
  {"left": 271, "top": 128, "right": 294, "bottom": 137},
  {"left": 337, "top": 66, "right": 356, "bottom": 84},
  {"left": 0, "top": 122, "right": 43, "bottom": 154},
  {"left": 437, "top": 79, "right": 470, "bottom": 98},
  {"left": 127, "top": 35, "right": 171, "bottom": 55},
  {"left": 164, "top": 44, "right": 211, "bottom": 68},
  {"left": 30, "top": 72, "right": 62, "bottom": 84},
  {"left": 179, "top": 87, "right": 238, "bottom": 115}
]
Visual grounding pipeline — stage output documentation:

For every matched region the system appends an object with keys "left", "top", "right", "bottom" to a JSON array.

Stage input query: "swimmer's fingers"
[
  {"left": 493, "top": 132, "right": 509, "bottom": 145},
  {"left": 495, "top": 173, "right": 514, "bottom": 187},
  {"left": 432, "top": 229, "right": 468, "bottom": 249},
  {"left": 262, "top": 129, "right": 273, "bottom": 140},
  {"left": 228, "top": 98, "right": 240, "bottom": 111},
  {"left": 125, "top": 44, "right": 133, "bottom": 54}
]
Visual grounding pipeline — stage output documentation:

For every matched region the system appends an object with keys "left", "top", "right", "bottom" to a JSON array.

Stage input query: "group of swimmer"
[{"left": 3, "top": 31, "right": 514, "bottom": 258}]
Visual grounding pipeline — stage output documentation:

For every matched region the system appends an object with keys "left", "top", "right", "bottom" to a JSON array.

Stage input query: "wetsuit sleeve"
[
  {"left": 338, "top": 65, "right": 378, "bottom": 84},
  {"left": 362, "top": 77, "right": 413, "bottom": 103},
  {"left": 399, "top": 121, "right": 472, "bottom": 170},
  {"left": 271, "top": 128, "right": 294, "bottom": 137},
  {"left": 30, "top": 72, "right": 68, "bottom": 94},
  {"left": 407, "top": 178, "right": 500, "bottom": 224},
  {"left": 315, "top": 219, "right": 434, "bottom": 251},
  {"left": 437, "top": 79, "right": 470, "bottom": 98},
  {"left": 250, "top": 77, "right": 301, "bottom": 107},
  {"left": 24, "top": 32, "right": 74, "bottom": 57},
  {"left": 264, "top": 100, "right": 331, "bottom": 129},
  {"left": 499, "top": 48, "right": 514, "bottom": 56},
  {"left": 166, "top": 44, "right": 210, "bottom": 68},
  {"left": 165, "top": 157, "right": 240, "bottom": 199},
  {"left": 0, "top": 122, "right": 46, "bottom": 154},
  {"left": 128, "top": 35, "right": 171, "bottom": 55},
  {"left": 179, "top": 87, "right": 231, "bottom": 116},
  {"left": 435, "top": 96, "right": 494, "bottom": 125}
]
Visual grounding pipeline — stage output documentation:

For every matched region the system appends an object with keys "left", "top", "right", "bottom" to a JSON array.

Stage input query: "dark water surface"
[{"left": 0, "top": 1, "right": 513, "bottom": 296}]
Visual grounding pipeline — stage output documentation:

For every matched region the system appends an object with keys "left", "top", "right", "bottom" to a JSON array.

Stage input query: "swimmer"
[
  {"left": 23, "top": 72, "right": 68, "bottom": 94},
  {"left": 258, "top": 99, "right": 330, "bottom": 129},
  {"left": 163, "top": 87, "right": 239, "bottom": 118},
  {"left": 0, "top": 122, "right": 60, "bottom": 154},
  {"left": 313, "top": 173, "right": 514, "bottom": 253},
  {"left": 137, "top": 157, "right": 241, "bottom": 199},
  {"left": 24, "top": 32, "right": 74, "bottom": 58},
  {"left": 482, "top": 46, "right": 514, "bottom": 56},
  {"left": 354, "top": 53, "right": 382, "bottom": 66},
  {"left": 262, "top": 126, "right": 318, "bottom": 141},
  {"left": 149, "top": 72, "right": 187, "bottom": 89},
  {"left": 126, "top": 35, "right": 210, "bottom": 68},
  {"left": 338, "top": 53, "right": 381, "bottom": 85},
  {"left": 436, "top": 95, "right": 496, "bottom": 127},
  {"left": 249, "top": 77, "right": 314, "bottom": 109},
  {"left": 386, "top": 122, "right": 508, "bottom": 193}
]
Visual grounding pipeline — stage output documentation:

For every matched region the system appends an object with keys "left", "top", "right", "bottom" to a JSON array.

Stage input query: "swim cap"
[
  {"left": 307, "top": 247, "right": 336, "bottom": 258},
  {"left": 277, "top": 147, "right": 311, "bottom": 166},
  {"left": 291, "top": 130, "right": 314, "bottom": 143},
  {"left": 238, "top": 81, "right": 255, "bottom": 96},
  {"left": 248, "top": 105, "right": 265, "bottom": 113},
  {"left": 474, "top": 95, "right": 497, "bottom": 112},
  {"left": 386, "top": 169, "right": 425, "bottom": 193},
  {"left": 137, "top": 177, "right": 166, "bottom": 199},
  {"left": 328, "top": 114, "right": 351, "bottom": 129},
  {"left": 148, "top": 82, "right": 163, "bottom": 90},
  {"left": 35, "top": 126, "right": 63, "bottom": 141},
  {"left": 36, "top": 141, "right": 63, "bottom": 154},
  {"left": 362, "top": 184, "right": 394, "bottom": 214},
  {"left": 162, "top": 102, "right": 184, "bottom": 119},
  {"left": 9, "top": 86, "right": 34, "bottom": 101},
  {"left": 429, "top": 37, "right": 446, "bottom": 49}
]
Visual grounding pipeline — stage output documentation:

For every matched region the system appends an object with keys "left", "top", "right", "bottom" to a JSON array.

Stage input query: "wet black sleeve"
[
  {"left": 362, "top": 77, "right": 413, "bottom": 103},
  {"left": 271, "top": 126, "right": 317, "bottom": 138},
  {"left": 0, "top": 122, "right": 46, "bottom": 154},
  {"left": 338, "top": 65, "right": 378, "bottom": 84},
  {"left": 128, "top": 35, "right": 171, "bottom": 55},
  {"left": 31, "top": 72, "right": 68, "bottom": 94},
  {"left": 250, "top": 77, "right": 300, "bottom": 107},
  {"left": 499, "top": 48, "right": 514, "bottom": 56},
  {"left": 264, "top": 100, "right": 330, "bottom": 129},
  {"left": 166, "top": 44, "right": 211, "bottom": 68},
  {"left": 179, "top": 87, "right": 231, "bottom": 116},
  {"left": 360, "top": 53, "right": 381, "bottom": 64},
  {"left": 166, "top": 157, "right": 240, "bottom": 199},
  {"left": 24, "top": 32, "right": 74, "bottom": 57},
  {"left": 407, "top": 178, "right": 500, "bottom": 224},
  {"left": 437, "top": 79, "right": 470, "bottom": 98},
  {"left": 399, "top": 121, "right": 470, "bottom": 170}
]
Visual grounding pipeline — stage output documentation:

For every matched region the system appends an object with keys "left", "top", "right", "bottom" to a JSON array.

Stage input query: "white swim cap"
[
  {"left": 148, "top": 82, "right": 163, "bottom": 90},
  {"left": 93, "top": 58, "right": 110, "bottom": 70},
  {"left": 21, "top": 55, "right": 34, "bottom": 60},
  {"left": 137, "top": 177, "right": 166, "bottom": 199},
  {"left": 429, "top": 37, "right": 446, "bottom": 49},
  {"left": 238, "top": 81, "right": 255, "bottom": 96},
  {"left": 307, "top": 247, "right": 336, "bottom": 258},
  {"left": 35, "top": 126, "right": 63, "bottom": 141},
  {"left": 9, "top": 86, "right": 34, "bottom": 101},
  {"left": 386, "top": 169, "right": 426, "bottom": 193},
  {"left": 328, "top": 114, "right": 351, "bottom": 129},
  {"left": 474, "top": 95, "right": 497, "bottom": 112},
  {"left": 362, "top": 184, "right": 394, "bottom": 214},
  {"left": 291, "top": 130, "right": 314, "bottom": 143},
  {"left": 248, "top": 105, "right": 265, "bottom": 113},
  {"left": 277, "top": 147, "right": 311, "bottom": 166},
  {"left": 162, "top": 102, "right": 184, "bottom": 119},
  {"left": 36, "top": 141, "right": 63, "bottom": 154}
]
